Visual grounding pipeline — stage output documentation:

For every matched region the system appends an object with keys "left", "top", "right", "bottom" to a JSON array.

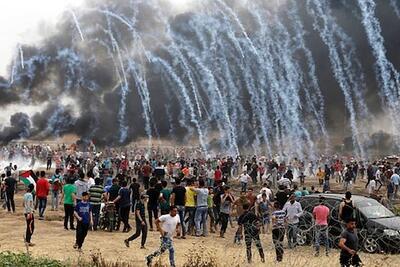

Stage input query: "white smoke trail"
[
  {"left": 357, "top": 0, "right": 400, "bottom": 147},
  {"left": 307, "top": 0, "right": 366, "bottom": 158},
  {"left": 389, "top": 0, "right": 400, "bottom": 18},
  {"left": 69, "top": 9, "right": 85, "bottom": 41},
  {"left": 18, "top": 44, "right": 24, "bottom": 69}
]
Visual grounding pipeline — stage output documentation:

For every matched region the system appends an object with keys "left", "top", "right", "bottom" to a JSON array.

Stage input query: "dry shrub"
[
  {"left": 75, "top": 251, "right": 137, "bottom": 267},
  {"left": 182, "top": 245, "right": 218, "bottom": 267}
]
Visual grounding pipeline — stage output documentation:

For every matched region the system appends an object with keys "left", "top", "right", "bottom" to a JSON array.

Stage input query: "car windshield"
[{"left": 356, "top": 198, "right": 395, "bottom": 219}]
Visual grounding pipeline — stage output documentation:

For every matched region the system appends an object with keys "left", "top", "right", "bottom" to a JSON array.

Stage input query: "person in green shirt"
[
  {"left": 159, "top": 181, "right": 171, "bottom": 215},
  {"left": 60, "top": 179, "right": 77, "bottom": 230}
]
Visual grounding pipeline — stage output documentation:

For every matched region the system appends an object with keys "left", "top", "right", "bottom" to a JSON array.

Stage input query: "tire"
[
  {"left": 297, "top": 228, "right": 309, "bottom": 246},
  {"left": 363, "top": 236, "right": 380, "bottom": 253}
]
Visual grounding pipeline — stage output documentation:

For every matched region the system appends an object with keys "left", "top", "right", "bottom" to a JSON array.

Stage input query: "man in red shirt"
[
  {"left": 312, "top": 196, "right": 330, "bottom": 256},
  {"left": 36, "top": 171, "right": 50, "bottom": 220},
  {"left": 214, "top": 166, "right": 222, "bottom": 183}
]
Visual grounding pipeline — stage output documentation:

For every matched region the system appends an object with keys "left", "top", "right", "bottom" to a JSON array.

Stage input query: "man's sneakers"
[
  {"left": 140, "top": 246, "right": 146, "bottom": 249},
  {"left": 124, "top": 239, "right": 130, "bottom": 248},
  {"left": 146, "top": 256, "right": 152, "bottom": 267},
  {"left": 25, "top": 242, "right": 35, "bottom": 247},
  {"left": 73, "top": 243, "right": 78, "bottom": 249}
]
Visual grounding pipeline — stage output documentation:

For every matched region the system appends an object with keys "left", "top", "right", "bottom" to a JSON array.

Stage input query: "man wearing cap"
[
  {"left": 313, "top": 196, "right": 330, "bottom": 256},
  {"left": 124, "top": 194, "right": 148, "bottom": 249},
  {"left": 283, "top": 194, "right": 303, "bottom": 248}
]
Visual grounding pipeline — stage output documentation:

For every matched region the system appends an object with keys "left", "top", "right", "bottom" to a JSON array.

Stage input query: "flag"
[{"left": 20, "top": 170, "right": 36, "bottom": 189}]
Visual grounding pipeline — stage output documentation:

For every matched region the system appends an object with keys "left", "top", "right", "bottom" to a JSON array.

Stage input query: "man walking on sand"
[
  {"left": 146, "top": 206, "right": 181, "bottom": 267},
  {"left": 23, "top": 184, "right": 35, "bottom": 246},
  {"left": 36, "top": 171, "right": 50, "bottom": 220},
  {"left": 73, "top": 192, "right": 93, "bottom": 252}
]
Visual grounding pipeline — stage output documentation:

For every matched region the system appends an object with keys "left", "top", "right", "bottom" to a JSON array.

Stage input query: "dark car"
[{"left": 298, "top": 194, "right": 400, "bottom": 253}]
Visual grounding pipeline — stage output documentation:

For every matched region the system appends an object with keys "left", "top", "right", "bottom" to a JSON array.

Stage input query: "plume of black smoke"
[
  {"left": 0, "top": 113, "right": 31, "bottom": 144},
  {"left": 0, "top": 0, "right": 399, "bottom": 156}
]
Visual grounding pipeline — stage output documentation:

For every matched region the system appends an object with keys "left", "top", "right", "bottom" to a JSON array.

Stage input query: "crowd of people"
[{"left": 1, "top": 142, "right": 400, "bottom": 266}]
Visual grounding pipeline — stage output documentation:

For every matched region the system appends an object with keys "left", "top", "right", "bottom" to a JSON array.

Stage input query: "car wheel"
[
  {"left": 363, "top": 236, "right": 380, "bottom": 253},
  {"left": 297, "top": 229, "right": 308, "bottom": 246}
]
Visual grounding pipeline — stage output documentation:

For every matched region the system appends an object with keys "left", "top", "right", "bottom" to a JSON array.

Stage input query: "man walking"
[
  {"left": 238, "top": 170, "right": 251, "bottom": 192},
  {"left": 124, "top": 194, "right": 149, "bottom": 249},
  {"left": 283, "top": 194, "right": 303, "bottom": 248},
  {"left": 339, "top": 218, "right": 362, "bottom": 267},
  {"left": 23, "top": 184, "right": 35, "bottom": 246},
  {"left": 237, "top": 203, "right": 265, "bottom": 263},
  {"left": 36, "top": 171, "right": 50, "bottom": 220},
  {"left": 219, "top": 186, "right": 234, "bottom": 238},
  {"left": 313, "top": 196, "right": 330, "bottom": 256},
  {"left": 390, "top": 172, "right": 400, "bottom": 199},
  {"left": 192, "top": 180, "right": 209, "bottom": 237},
  {"left": 114, "top": 180, "right": 132, "bottom": 232},
  {"left": 4, "top": 171, "right": 16, "bottom": 213},
  {"left": 170, "top": 179, "right": 186, "bottom": 238},
  {"left": 271, "top": 201, "right": 286, "bottom": 262},
  {"left": 146, "top": 206, "right": 181, "bottom": 267},
  {"left": 61, "top": 178, "right": 77, "bottom": 230},
  {"left": 89, "top": 178, "right": 104, "bottom": 231},
  {"left": 50, "top": 169, "right": 63, "bottom": 211},
  {"left": 73, "top": 192, "right": 93, "bottom": 251}
]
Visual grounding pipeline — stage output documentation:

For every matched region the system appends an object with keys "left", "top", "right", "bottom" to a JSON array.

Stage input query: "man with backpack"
[
  {"left": 339, "top": 192, "right": 354, "bottom": 225},
  {"left": 51, "top": 169, "right": 63, "bottom": 211}
]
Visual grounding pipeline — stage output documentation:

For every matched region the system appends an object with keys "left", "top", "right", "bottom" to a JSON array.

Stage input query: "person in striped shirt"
[
  {"left": 89, "top": 178, "right": 105, "bottom": 231},
  {"left": 271, "top": 201, "right": 286, "bottom": 262}
]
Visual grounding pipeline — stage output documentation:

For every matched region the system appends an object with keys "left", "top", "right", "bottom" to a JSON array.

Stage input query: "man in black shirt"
[
  {"left": 275, "top": 185, "right": 289, "bottom": 209},
  {"left": 213, "top": 181, "right": 224, "bottom": 225},
  {"left": 339, "top": 218, "right": 361, "bottom": 267},
  {"left": 170, "top": 179, "right": 186, "bottom": 238},
  {"left": 237, "top": 203, "right": 265, "bottom": 263},
  {"left": 124, "top": 194, "right": 148, "bottom": 248},
  {"left": 114, "top": 181, "right": 131, "bottom": 232},
  {"left": 146, "top": 181, "right": 160, "bottom": 231},
  {"left": 130, "top": 178, "right": 140, "bottom": 212},
  {"left": 4, "top": 171, "right": 17, "bottom": 213}
]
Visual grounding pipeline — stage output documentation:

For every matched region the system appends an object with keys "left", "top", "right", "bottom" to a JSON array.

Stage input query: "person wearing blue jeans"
[
  {"left": 146, "top": 206, "right": 181, "bottom": 267},
  {"left": 38, "top": 197, "right": 47, "bottom": 218},
  {"left": 191, "top": 180, "right": 209, "bottom": 236},
  {"left": 176, "top": 205, "right": 186, "bottom": 238},
  {"left": 283, "top": 195, "right": 303, "bottom": 249},
  {"left": 287, "top": 223, "right": 298, "bottom": 249}
]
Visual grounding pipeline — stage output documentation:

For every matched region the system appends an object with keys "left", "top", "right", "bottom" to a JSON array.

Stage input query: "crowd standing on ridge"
[{"left": 1, "top": 142, "right": 400, "bottom": 266}]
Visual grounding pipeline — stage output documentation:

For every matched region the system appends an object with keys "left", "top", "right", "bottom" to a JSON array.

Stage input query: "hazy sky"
[{"left": 0, "top": 0, "right": 84, "bottom": 77}]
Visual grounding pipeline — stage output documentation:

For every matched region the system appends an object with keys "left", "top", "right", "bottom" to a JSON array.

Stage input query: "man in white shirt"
[
  {"left": 146, "top": 206, "right": 181, "bottom": 267},
  {"left": 257, "top": 183, "right": 273, "bottom": 202},
  {"left": 283, "top": 194, "right": 303, "bottom": 249},
  {"left": 368, "top": 178, "right": 376, "bottom": 195},
  {"left": 238, "top": 170, "right": 251, "bottom": 192}
]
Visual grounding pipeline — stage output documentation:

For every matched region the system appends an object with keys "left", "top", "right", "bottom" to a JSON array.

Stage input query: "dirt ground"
[{"left": 1, "top": 178, "right": 400, "bottom": 266}]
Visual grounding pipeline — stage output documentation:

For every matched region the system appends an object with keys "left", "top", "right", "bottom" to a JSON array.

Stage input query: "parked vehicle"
[{"left": 298, "top": 194, "right": 400, "bottom": 253}]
